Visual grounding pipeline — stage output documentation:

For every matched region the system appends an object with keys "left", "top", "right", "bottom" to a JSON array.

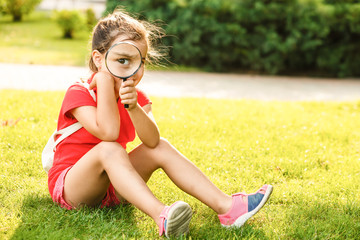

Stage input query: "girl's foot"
[
  {"left": 218, "top": 184, "right": 273, "bottom": 227},
  {"left": 158, "top": 201, "right": 193, "bottom": 238}
]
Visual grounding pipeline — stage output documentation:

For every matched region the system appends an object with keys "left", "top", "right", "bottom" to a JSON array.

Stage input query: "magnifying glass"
[{"left": 105, "top": 42, "right": 143, "bottom": 108}]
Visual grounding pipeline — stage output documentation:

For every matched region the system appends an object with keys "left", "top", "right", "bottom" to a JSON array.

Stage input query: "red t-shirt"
[{"left": 48, "top": 75, "right": 151, "bottom": 196}]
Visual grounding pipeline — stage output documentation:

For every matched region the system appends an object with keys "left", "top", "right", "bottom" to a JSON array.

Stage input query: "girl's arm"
[
  {"left": 70, "top": 72, "right": 120, "bottom": 141},
  {"left": 120, "top": 79, "right": 160, "bottom": 148},
  {"left": 128, "top": 103, "right": 160, "bottom": 148}
]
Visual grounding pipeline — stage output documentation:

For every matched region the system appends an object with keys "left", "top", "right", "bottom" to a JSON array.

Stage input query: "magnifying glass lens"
[{"left": 105, "top": 43, "right": 142, "bottom": 79}]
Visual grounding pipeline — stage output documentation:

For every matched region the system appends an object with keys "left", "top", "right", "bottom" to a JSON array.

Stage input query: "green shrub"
[
  {"left": 53, "top": 10, "right": 85, "bottom": 39},
  {"left": 325, "top": 0, "right": 360, "bottom": 3},
  {"left": 316, "top": 4, "right": 360, "bottom": 77},
  {"left": 1, "top": 0, "right": 42, "bottom": 21},
  {"left": 106, "top": 0, "right": 360, "bottom": 77},
  {"left": 0, "top": 0, "right": 4, "bottom": 14},
  {"left": 85, "top": 8, "right": 97, "bottom": 31}
]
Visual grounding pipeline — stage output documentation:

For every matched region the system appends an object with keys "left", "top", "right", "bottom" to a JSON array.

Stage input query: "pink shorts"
[{"left": 52, "top": 166, "right": 121, "bottom": 210}]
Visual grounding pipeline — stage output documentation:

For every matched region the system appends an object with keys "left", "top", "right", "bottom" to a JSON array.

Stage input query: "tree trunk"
[
  {"left": 12, "top": 12, "right": 22, "bottom": 22},
  {"left": 64, "top": 30, "right": 74, "bottom": 39}
]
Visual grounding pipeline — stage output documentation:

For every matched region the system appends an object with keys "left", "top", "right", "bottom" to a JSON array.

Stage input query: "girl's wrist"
[
  {"left": 126, "top": 102, "right": 136, "bottom": 111},
  {"left": 127, "top": 103, "right": 140, "bottom": 112}
]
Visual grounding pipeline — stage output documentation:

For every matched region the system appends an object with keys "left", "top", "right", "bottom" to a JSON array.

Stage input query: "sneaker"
[
  {"left": 218, "top": 184, "right": 273, "bottom": 227},
  {"left": 158, "top": 201, "right": 193, "bottom": 238}
]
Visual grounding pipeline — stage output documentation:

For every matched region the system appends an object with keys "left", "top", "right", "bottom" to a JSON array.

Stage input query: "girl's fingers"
[
  {"left": 121, "top": 92, "right": 137, "bottom": 99},
  {"left": 119, "top": 80, "right": 137, "bottom": 109},
  {"left": 120, "top": 87, "right": 137, "bottom": 109},
  {"left": 120, "top": 80, "right": 135, "bottom": 94},
  {"left": 89, "top": 79, "right": 96, "bottom": 89},
  {"left": 89, "top": 72, "right": 115, "bottom": 89},
  {"left": 121, "top": 79, "right": 134, "bottom": 88}
]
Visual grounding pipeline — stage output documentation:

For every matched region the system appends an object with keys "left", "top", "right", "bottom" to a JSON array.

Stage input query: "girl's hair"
[{"left": 88, "top": 9, "right": 165, "bottom": 72}]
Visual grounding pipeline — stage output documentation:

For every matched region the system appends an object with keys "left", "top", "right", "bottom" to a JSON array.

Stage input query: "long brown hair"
[{"left": 88, "top": 9, "right": 164, "bottom": 72}]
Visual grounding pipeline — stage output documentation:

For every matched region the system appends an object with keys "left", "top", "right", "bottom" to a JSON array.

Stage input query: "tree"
[
  {"left": 1, "top": 0, "right": 42, "bottom": 22},
  {"left": 53, "top": 10, "right": 85, "bottom": 39}
]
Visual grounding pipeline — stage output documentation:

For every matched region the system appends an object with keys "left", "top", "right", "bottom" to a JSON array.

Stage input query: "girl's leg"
[
  {"left": 63, "top": 141, "right": 165, "bottom": 225},
  {"left": 128, "top": 138, "right": 233, "bottom": 215}
]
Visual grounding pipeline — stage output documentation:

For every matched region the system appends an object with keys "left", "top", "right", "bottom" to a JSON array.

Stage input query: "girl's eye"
[{"left": 118, "top": 58, "right": 130, "bottom": 65}]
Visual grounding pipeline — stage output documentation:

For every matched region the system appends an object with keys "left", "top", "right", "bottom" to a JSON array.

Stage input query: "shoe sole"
[
  {"left": 223, "top": 185, "right": 273, "bottom": 228},
  {"left": 165, "top": 201, "right": 193, "bottom": 238}
]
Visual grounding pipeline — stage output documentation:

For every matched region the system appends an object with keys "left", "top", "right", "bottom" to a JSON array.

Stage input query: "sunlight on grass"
[
  {"left": 1, "top": 90, "right": 360, "bottom": 239},
  {"left": 0, "top": 12, "right": 91, "bottom": 66}
]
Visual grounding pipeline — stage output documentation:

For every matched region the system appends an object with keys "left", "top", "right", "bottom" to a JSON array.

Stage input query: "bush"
[
  {"left": 325, "top": 0, "right": 360, "bottom": 3},
  {"left": 106, "top": 0, "right": 360, "bottom": 77},
  {"left": 316, "top": 4, "right": 360, "bottom": 77},
  {"left": 1, "top": 0, "right": 42, "bottom": 21},
  {"left": 85, "top": 8, "right": 97, "bottom": 31},
  {"left": 53, "top": 10, "right": 85, "bottom": 39},
  {"left": 0, "top": 0, "right": 4, "bottom": 14}
]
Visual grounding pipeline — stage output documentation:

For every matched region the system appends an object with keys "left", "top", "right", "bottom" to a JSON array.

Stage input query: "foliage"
[
  {"left": 106, "top": 0, "right": 360, "bottom": 77},
  {"left": 85, "top": 8, "right": 97, "bottom": 31},
  {"left": 0, "top": 0, "right": 4, "bottom": 14},
  {"left": 0, "top": 0, "right": 41, "bottom": 21},
  {"left": 53, "top": 9, "right": 86, "bottom": 39},
  {"left": 316, "top": 4, "right": 360, "bottom": 77},
  {"left": 325, "top": 0, "right": 360, "bottom": 3},
  {"left": 1, "top": 90, "right": 360, "bottom": 239}
]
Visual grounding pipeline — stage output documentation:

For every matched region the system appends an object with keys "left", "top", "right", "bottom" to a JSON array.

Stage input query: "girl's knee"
[
  {"left": 97, "top": 141, "right": 128, "bottom": 163},
  {"left": 158, "top": 137, "right": 172, "bottom": 148},
  {"left": 147, "top": 137, "right": 172, "bottom": 154},
  {"left": 147, "top": 137, "right": 177, "bottom": 160}
]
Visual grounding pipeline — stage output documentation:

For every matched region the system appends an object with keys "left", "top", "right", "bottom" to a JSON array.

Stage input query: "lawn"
[
  {"left": 1, "top": 90, "right": 360, "bottom": 239},
  {"left": 0, "top": 11, "right": 91, "bottom": 66}
]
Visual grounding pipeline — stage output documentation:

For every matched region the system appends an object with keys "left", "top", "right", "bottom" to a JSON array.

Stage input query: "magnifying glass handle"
[{"left": 122, "top": 78, "right": 129, "bottom": 109}]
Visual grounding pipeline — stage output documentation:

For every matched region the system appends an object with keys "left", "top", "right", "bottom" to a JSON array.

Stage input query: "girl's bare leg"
[
  {"left": 63, "top": 141, "right": 165, "bottom": 226},
  {"left": 128, "top": 138, "right": 233, "bottom": 215}
]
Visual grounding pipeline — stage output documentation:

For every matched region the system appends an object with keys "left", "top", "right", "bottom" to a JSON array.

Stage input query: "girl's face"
[{"left": 94, "top": 35, "right": 148, "bottom": 88}]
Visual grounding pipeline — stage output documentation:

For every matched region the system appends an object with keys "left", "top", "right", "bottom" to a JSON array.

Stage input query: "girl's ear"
[{"left": 92, "top": 50, "right": 103, "bottom": 70}]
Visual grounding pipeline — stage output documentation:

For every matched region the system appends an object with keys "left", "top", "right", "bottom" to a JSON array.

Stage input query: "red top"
[{"left": 48, "top": 74, "right": 151, "bottom": 196}]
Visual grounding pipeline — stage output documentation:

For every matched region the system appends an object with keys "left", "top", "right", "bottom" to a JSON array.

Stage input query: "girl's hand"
[
  {"left": 89, "top": 72, "right": 115, "bottom": 91},
  {"left": 89, "top": 72, "right": 114, "bottom": 90},
  {"left": 119, "top": 79, "right": 137, "bottom": 110}
]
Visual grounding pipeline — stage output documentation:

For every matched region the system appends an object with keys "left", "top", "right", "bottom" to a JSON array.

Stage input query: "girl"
[{"left": 48, "top": 10, "right": 273, "bottom": 238}]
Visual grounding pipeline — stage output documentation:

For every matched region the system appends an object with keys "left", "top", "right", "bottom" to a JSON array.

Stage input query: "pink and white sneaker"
[
  {"left": 218, "top": 184, "right": 273, "bottom": 227},
  {"left": 158, "top": 201, "right": 193, "bottom": 238}
]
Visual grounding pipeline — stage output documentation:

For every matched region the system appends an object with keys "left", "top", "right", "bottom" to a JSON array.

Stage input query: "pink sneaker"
[
  {"left": 218, "top": 184, "right": 273, "bottom": 227},
  {"left": 158, "top": 201, "right": 193, "bottom": 238}
]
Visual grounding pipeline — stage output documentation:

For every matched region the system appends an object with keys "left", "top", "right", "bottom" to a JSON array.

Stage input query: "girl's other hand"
[
  {"left": 119, "top": 79, "right": 137, "bottom": 110},
  {"left": 89, "top": 72, "right": 114, "bottom": 90}
]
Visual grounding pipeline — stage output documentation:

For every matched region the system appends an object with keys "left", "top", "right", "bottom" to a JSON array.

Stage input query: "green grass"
[
  {"left": 0, "top": 11, "right": 91, "bottom": 66},
  {"left": 1, "top": 90, "right": 360, "bottom": 239}
]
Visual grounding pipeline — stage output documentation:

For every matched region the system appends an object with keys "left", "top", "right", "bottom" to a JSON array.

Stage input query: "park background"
[
  {"left": 1, "top": 0, "right": 360, "bottom": 239},
  {"left": 0, "top": 0, "right": 360, "bottom": 77}
]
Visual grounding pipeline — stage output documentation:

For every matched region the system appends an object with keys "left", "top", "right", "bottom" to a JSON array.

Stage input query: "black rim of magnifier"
[{"left": 105, "top": 41, "right": 143, "bottom": 79}]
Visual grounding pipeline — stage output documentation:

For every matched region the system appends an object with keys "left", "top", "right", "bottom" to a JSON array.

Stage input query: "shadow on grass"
[
  {"left": 185, "top": 208, "right": 269, "bottom": 240},
  {"left": 191, "top": 223, "right": 269, "bottom": 240},
  {"left": 11, "top": 194, "right": 139, "bottom": 240},
  {"left": 14, "top": 192, "right": 360, "bottom": 239}
]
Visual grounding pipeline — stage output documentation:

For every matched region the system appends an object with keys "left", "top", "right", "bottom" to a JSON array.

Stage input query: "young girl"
[{"left": 48, "top": 10, "right": 273, "bottom": 238}]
